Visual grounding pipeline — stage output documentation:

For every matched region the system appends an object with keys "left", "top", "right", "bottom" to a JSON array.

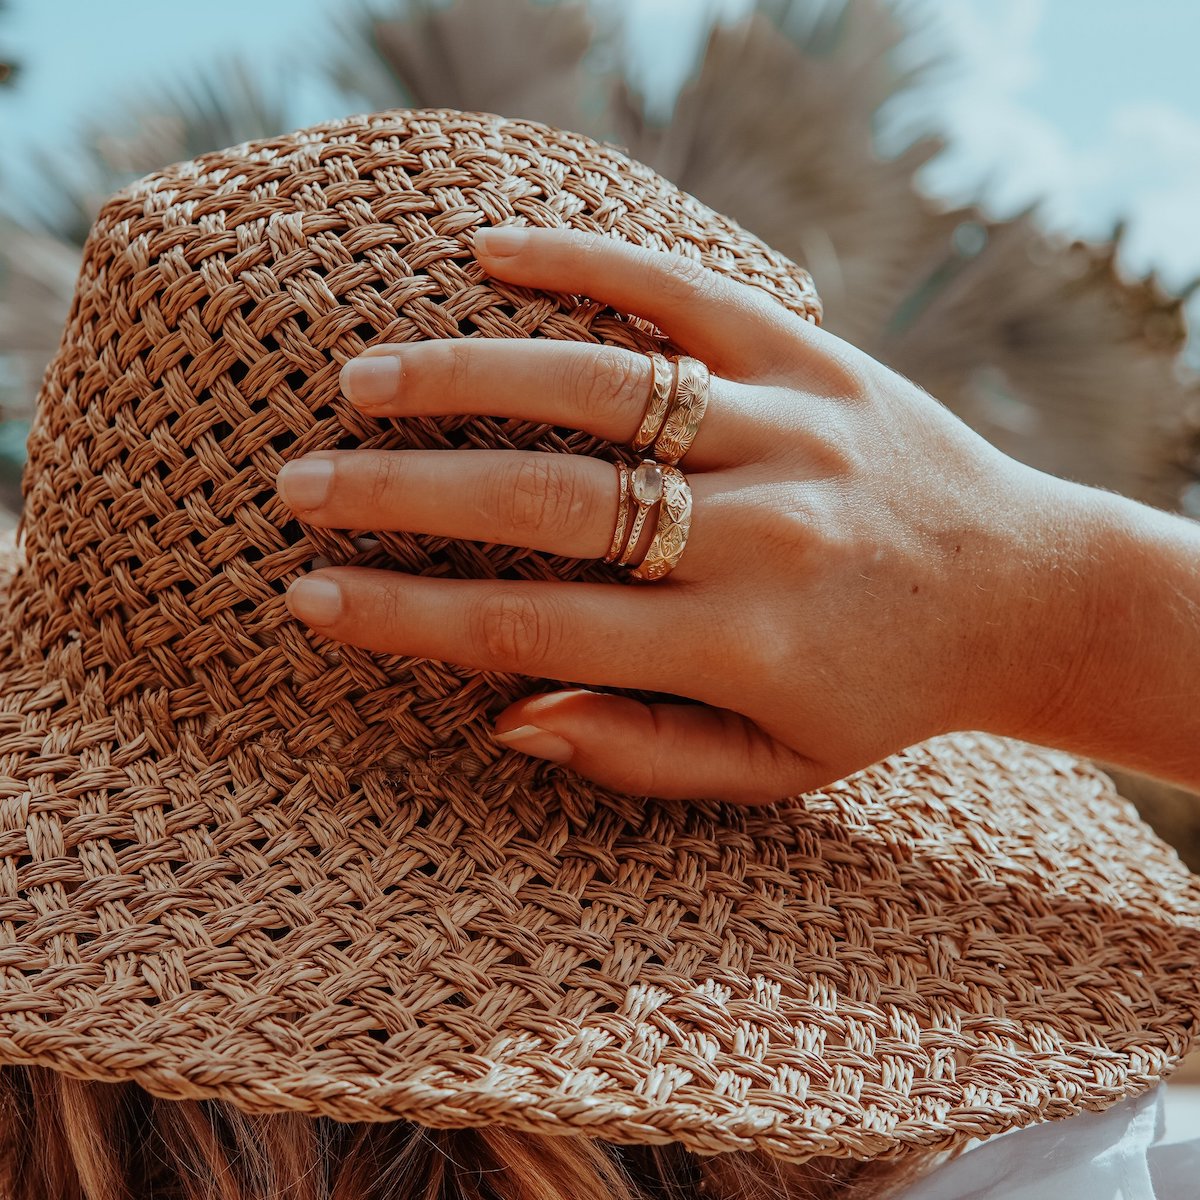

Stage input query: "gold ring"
[
  {"left": 603, "top": 460, "right": 631, "bottom": 564},
  {"left": 615, "top": 460, "right": 666, "bottom": 568},
  {"left": 631, "top": 352, "right": 676, "bottom": 453},
  {"left": 630, "top": 464, "right": 692, "bottom": 581},
  {"left": 607, "top": 459, "right": 667, "bottom": 568},
  {"left": 652, "top": 355, "right": 710, "bottom": 466}
]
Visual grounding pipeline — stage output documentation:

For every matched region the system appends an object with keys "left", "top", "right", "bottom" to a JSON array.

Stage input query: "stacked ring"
[
  {"left": 629, "top": 464, "right": 692, "bottom": 581},
  {"left": 653, "top": 356, "right": 710, "bottom": 466},
  {"left": 631, "top": 353, "right": 676, "bottom": 454},
  {"left": 605, "top": 352, "right": 711, "bottom": 581},
  {"left": 604, "top": 461, "right": 632, "bottom": 564},
  {"left": 604, "top": 460, "right": 666, "bottom": 568}
]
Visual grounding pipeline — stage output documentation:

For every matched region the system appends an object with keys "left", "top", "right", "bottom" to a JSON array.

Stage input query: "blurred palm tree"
[
  {"left": 20, "top": 58, "right": 290, "bottom": 248},
  {"left": 0, "top": 217, "right": 78, "bottom": 511},
  {"left": 332, "top": 0, "right": 1200, "bottom": 513},
  {"left": 0, "top": 57, "right": 290, "bottom": 505},
  {"left": 2, "top": 0, "right": 1198, "bottom": 854}
]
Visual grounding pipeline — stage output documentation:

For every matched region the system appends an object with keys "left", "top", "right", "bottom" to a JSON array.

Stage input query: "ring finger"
[{"left": 276, "top": 448, "right": 718, "bottom": 581}]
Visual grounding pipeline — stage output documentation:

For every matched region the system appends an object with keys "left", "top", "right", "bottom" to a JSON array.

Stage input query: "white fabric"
[{"left": 895, "top": 1085, "right": 1200, "bottom": 1199}]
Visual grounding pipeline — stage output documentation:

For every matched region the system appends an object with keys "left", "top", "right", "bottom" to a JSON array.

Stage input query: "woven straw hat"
[{"left": 2, "top": 107, "right": 1199, "bottom": 1166}]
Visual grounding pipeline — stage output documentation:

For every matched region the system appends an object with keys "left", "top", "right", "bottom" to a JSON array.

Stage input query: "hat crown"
[{"left": 11, "top": 109, "right": 821, "bottom": 777}]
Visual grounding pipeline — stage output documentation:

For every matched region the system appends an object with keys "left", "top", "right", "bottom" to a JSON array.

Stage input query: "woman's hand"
[{"left": 273, "top": 226, "right": 1084, "bottom": 803}]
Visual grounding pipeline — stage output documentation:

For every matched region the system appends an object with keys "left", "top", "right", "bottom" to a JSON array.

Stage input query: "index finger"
[{"left": 470, "top": 225, "right": 821, "bottom": 380}]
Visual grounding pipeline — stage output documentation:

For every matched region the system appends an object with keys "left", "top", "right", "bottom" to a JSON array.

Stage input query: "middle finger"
[{"left": 275, "top": 448, "right": 716, "bottom": 581}]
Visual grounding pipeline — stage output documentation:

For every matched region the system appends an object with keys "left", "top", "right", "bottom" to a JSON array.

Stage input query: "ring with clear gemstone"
[{"left": 615, "top": 459, "right": 667, "bottom": 567}]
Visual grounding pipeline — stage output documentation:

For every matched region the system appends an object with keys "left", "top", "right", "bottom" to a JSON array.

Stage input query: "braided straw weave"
[{"left": 0, "top": 108, "right": 1198, "bottom": 1164}]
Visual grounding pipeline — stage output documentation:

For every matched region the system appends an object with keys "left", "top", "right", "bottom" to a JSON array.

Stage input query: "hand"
[{"left": 275, "top": 225, "right": 1047, "bottom": 804}]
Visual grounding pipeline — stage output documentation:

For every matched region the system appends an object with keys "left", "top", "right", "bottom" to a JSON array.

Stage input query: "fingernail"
[
  {"left": 287, "top": 576, "right": 343, "bottom": 626},
  {"left": 277, "top": 458, "right": 334, "bottom": 510},
  {"left": 492, "top": 724, "right": 573, "bottom": 763},
  {"left": 474, "top": 226, "right": 529, "bottom": 257},
  {"left": 341, "top": 355, "right": 400, "bottom": 408}
]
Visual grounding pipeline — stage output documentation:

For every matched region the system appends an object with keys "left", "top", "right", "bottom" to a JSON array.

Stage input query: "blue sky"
[
  {"left": 890, "top": 2, "right": 1200, "bottom": 302},
  {"left": 2, "top": 0, "right": 1199, "bottom": 357}
]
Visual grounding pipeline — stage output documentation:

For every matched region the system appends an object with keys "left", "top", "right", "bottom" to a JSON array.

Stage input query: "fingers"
[
  {"left": 283, "top": 569, "right": 702, "bottom": 699},
  {"left": 470, "top": 225, "right": 819, "bottom": 381},
  {"left": 492, "top": 689, "right": 826, "bottom": 805},
  {"left": 283, "top": 562, "right": 825, "bottom": 805},
  {"left": 341, "top": 338, "right": 759, "bottom": 471},
  {"left": 278, "top": 448, "right": 713, "bottom": 575}
]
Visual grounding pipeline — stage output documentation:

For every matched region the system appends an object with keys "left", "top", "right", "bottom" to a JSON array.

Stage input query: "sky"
[
  {"left": 1, "top": 0, "right": 1199, "bottom": 360},
  {"left": 886, "top": 0, "right": 1200, "bottom": 362}
]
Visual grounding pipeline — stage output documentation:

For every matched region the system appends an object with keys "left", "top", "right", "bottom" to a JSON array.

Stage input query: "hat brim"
[{"left": 0, "top": 531, "right": 1198, "bottom": 1163}]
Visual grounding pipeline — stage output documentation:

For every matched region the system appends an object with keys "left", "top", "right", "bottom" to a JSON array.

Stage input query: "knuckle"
[
  {"left": 780, "top": 342, "right": 870, "bottom": 402},
  {"left": 800, "top": 407, "right": 860, "bottom": 476},
  {"left": 565, "top": 347, "right": 641, "bottom": 424},
  {"left": 733, "top": 739, "right": 816, "bottom": 806},
  {"left": 365, "top": 453, "right": 406, "bottom": 512},
  {"left": 758, "top": 500, "right": 821, "bottom": 562},
  {"left": 379, "top": 584, "right": 408, "bottom": 636},
  {"left": 443, "top": 338, "right": 477, "bottom": 402},
  {"left": 735, "top": 491, "right": 844, "bottom": 588},
  {"left": 659, "top": 252, "right": 714, "bottom": 305},
  {"left": 575, "top": 229, "right": 614, "bottom": 271},
  {"left": 502, "top": 456, "right": 583, "bottom": 539},
  {"left": 473, "top": 590, "right": 555, "bottom": 672},
  {"left": 362, "top": 573, "right": 408, "bottom": 645}
]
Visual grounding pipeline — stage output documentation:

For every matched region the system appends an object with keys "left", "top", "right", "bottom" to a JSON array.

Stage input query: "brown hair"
[{"left": 0, "top": 1065, "right": 935, "bottom": 1200}]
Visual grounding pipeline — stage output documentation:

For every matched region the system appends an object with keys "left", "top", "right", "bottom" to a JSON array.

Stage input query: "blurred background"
[{"left": 0, "top": 0, "right": 1198, "bottom": 1124}]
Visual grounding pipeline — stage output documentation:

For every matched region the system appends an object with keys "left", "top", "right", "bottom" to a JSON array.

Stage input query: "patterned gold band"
[
  {"left": 603, "top": 459, "right": 693, "bottom": 580},
  {"left": 629, "top": 464, "right": 692, "bottom": 581},
  {"left": 631, "top": 352, "right": 676, "bottom": 453},
  {"left": 652, "top": 356, "right": 710, "bottom": 466},
  {"left": 608, "top": 351, "right": 707, "bottom": 580}
]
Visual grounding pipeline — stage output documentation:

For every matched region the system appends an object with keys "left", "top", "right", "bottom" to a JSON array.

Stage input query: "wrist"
[
  {"left": 951, "top": 461, "right": 1081, "bottom": 742},
  {"left": 983, "top": 467, "right": 1112, "bottom": 746},
  {"left": 975, "top": 465, "right": 1200, "bottom": 787}
]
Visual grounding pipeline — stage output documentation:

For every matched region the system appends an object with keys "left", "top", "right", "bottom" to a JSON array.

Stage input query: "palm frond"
[
  {"left": 601, "top": 0, "right": 1198, "bottom": 515},
  {"left": 23, "top": 57, "right": 291, "bottom": 246},
  {"left": 327, "top": 0, "right": 621, "bottom": 138},
  {"left": 0, "top": 216, "right": 80, "bottom": 501},
  {"left": 608, "top": 3, "right": 944, "bottom": 337},
  {"left": 0, "top": 217, "right": 78, "bottom": 392}
]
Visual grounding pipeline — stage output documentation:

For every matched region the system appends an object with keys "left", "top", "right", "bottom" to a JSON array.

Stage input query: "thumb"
[{"left": 491, "top": 689, "right": 823, "bottom": 804}]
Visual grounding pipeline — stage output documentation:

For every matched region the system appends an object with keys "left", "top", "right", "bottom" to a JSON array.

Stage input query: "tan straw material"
[{"left": 0, "top": 107, "right": 1198, "bottom": 1165}]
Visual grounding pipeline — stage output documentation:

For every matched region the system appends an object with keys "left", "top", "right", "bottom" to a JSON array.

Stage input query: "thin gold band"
[
  {"left": 603, "top": 461, "right": 631, "bottom": 564},
  {"left": 617, "top": 481, "right": 657, "bottom": 568}
]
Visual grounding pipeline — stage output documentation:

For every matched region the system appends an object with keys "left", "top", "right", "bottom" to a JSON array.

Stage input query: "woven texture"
[{"left": 0, "top": 108, "right": 1198, "bottom": 1164}]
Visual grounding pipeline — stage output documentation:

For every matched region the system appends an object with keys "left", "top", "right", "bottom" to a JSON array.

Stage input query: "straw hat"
[{"left": 2, "top": 107, "right": 1198, "bottom": 1166}]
